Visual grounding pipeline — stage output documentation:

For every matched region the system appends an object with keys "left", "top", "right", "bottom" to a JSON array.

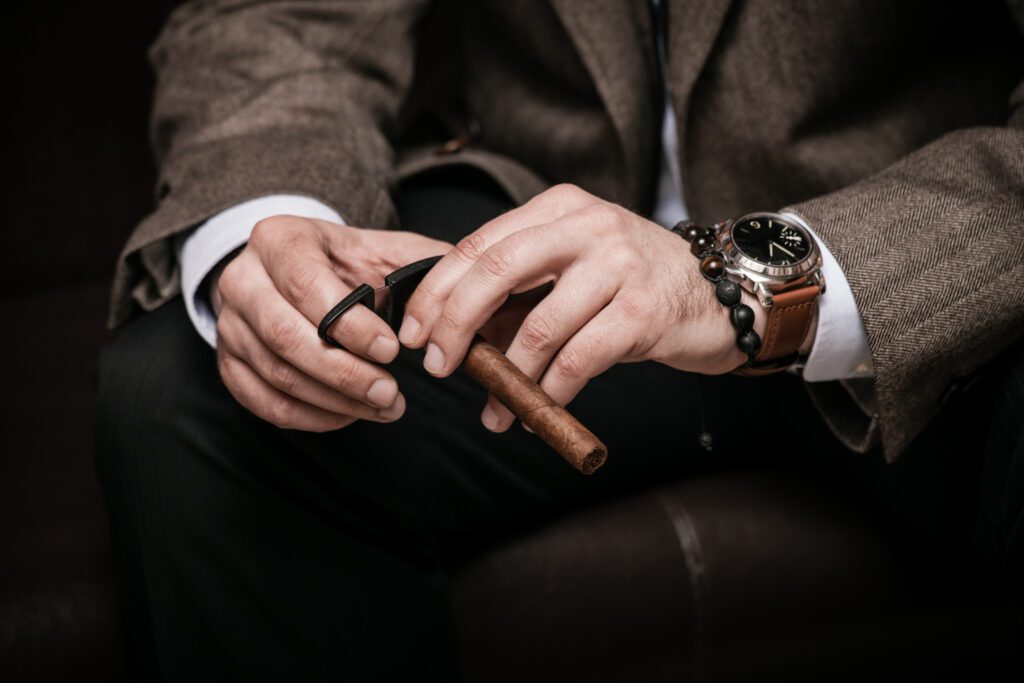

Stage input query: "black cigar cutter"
[{"left": 317, "top": 255, "right": 444, "bottom": 350}]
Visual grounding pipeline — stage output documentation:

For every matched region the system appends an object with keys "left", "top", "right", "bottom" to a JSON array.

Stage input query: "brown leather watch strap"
[{"left": 732, "top": 281, "right": 820, "bottom": 377}]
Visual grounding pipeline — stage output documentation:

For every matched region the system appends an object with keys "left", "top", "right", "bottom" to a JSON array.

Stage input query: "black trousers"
[{"left": 95, "top": 168, "right": 1023, "bottom": 681}]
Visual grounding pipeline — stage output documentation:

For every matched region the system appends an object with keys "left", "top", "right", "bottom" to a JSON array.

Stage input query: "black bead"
[
  {"left": 672, "top": 221, "right": 706, "bottom": 243},
  {"left": 736, "top": 329, "right": 761, "bottom": 355},
  {"left": 683, "top": 225, "right": 706, "bottom": 242},
  {"left": 690, "top": 234, "right": 716, "bottom": 256},
  {"left": 730, "top": 303, "right": 755, "bottom": 331},
  {"left": 716, "top": 279, "right": 741, "bottom": 306}
]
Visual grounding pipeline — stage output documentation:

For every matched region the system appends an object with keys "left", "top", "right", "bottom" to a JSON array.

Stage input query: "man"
[{"left": 96, "top": 0, "right": 1024, "bottom": 679}]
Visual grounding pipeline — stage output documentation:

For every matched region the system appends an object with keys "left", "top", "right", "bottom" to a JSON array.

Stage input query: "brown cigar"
[{"left": 461, "top": 337, "right": 608, "bottom": 475}]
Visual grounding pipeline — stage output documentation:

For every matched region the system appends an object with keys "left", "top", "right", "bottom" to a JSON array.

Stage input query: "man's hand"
[
  {"left": 400, "top": 184, "right": 795, "bottom": 432},
  {"left": 212, "top": 215, "right": 451, "bottom": 431}
]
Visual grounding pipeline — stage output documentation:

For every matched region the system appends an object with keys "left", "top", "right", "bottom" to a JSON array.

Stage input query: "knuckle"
[
  {"left": 249, "top": 216, "right": 283, "bottom": 249},
  {"left": 405, "top": 271, "right": 444, "bottom": 317},
  {"left": 479, "top": 245, "right": 516, "bottom": 280},
  {"left": 215, "top": 315, "right": 231, "bottom": 347},
  {"left": 217, "top": 258, "right": 243, "bottom": 302},
  {"left": 264, "top": 318, "right": 303, "bottom": 357},
  {"left": 283, "top": 264, "right": 321, "bottom": 303},
  {"left": 217, "top": 354, "right": 250, "bottom": 405},
  {"left": 328, "top": 358, "right": 361, "bottom": 390},
  {"left": 436, "top": 305, "right": 465, "bottom": 334},
  {"left": 216, "top": 322, "right": 244, "bottom": 359},
  {"left": 266, "top": 359, "right": 301, "bottom": 395},
  {"left": 547, "top": 183, "right": 586, "bottom": 205},
  {"left": 606, "top": 244, "right": 638, "bottom": 271},
  {"left": 251, "top": 215, "right": 295, "bottom": 241},
  {"left": 264, "top": 396, "right": 296, "bottom": 429},
  {"left": 216, "top": 349, "right": 233, "bottom": 382},
  {"left": 519, "top": 314, "right": 558, "bottom": 354},
  {"left": 553, "top": 345, "right": 588, "bottom": 381},
  {"left": 579, "top": 203, "right": 620, "bottom": 231},
  {"left": 615, "top": 294, "right": 648, "bottom": 322},
  {"left": 408, "top": 277, "right": 441, "bottom": 314},
  {"left": 454, "top": 232, "right": 489, "bottom": 263}
]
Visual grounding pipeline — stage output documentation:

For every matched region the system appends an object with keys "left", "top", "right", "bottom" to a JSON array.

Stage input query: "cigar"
[{"left": 461, "top": 337, "right": 608, "bottom": 475}]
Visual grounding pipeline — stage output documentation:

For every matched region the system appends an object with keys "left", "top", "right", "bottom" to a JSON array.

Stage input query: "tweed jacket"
[{"left": 110, "top": 0, "right": 1024, "bottom": 464}]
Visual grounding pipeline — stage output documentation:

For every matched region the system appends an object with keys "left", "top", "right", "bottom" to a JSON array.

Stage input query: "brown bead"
[
  {"left": 701, "top": 254, "right": 725, "bottom": 279},
  {"left": 690, "top": 234, "right": 716, "bottom": 256}
]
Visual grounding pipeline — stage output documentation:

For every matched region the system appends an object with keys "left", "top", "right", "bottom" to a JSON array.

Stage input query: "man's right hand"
[{"left": 211, "top": 215, "right": 451, "bottom": 432}]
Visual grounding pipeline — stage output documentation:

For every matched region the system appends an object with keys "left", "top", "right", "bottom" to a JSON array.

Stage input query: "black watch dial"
[{"left": 731, "top": 216, "right": 811, "bottom": 266}]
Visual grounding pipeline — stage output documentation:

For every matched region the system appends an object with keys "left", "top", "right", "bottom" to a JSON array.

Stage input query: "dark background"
[
  {"left": 1, "top": 2, "right": 180, "bottom": 678},
  {"left": 4, "top": 2, "right": 179, "bottom": 294}
]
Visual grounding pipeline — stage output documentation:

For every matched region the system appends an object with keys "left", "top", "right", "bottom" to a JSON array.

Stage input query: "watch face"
[{"left": 731, "top": 216, "right": 811, "bottom": 266}]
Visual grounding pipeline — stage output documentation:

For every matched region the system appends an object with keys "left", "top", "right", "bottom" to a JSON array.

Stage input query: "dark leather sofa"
[{"left": 2, "top": 2, "right": 1021, "bottom": 681}]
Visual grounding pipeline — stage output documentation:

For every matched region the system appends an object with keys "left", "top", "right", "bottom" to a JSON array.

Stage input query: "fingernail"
[
  {"left": 423, "top": 343, "right": 445, "bottom": 375},
  {"left": 522, "top": 422, "right": 534, "bottom": 434},
  {"left": 379, "top": 393, "right": 405, "bottom": 421},
  {"left": 368, "top": 335, "right": 399, "bottom": 363},
  {"left": 481, "top": 404, "right": 500, "bottom": 431},
  {"left": 366, "top": 378, "right": 398, "bottom": 408},
  {"left": 398, "top": 316, "right": 421, "bottom": 345}
]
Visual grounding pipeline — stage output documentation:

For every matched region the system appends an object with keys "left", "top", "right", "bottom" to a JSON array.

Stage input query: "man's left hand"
[{"left": 400, "top": 184, "right": 772, "bottom": 432}]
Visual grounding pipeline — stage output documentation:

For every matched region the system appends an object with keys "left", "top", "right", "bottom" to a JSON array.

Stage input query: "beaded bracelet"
[{"left": 670, "top": 220, "right": 761, "bottom": 370}]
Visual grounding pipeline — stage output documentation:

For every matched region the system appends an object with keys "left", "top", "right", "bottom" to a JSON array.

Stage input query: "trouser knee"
[{"left": 94, "top": 299, "right": 212, "bottom": 494}]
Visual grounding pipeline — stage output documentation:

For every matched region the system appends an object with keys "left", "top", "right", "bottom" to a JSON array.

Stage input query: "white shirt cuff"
[
  {"left": 175, "top": 194, "right": 345, "bottom": 348},
  {"left": 784, "top": 214, "right": 874, "bottom": 382}
]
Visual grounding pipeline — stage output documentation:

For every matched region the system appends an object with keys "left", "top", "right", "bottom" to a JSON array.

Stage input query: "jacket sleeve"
[
  {"left": 108, "top": 0, "right": 430, "bottom": 329},
  {"left": 782, "top": 4, "right": 1024, "bottom": 464}
]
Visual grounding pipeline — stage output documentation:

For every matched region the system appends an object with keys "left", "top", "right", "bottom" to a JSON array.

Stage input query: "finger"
[
  {"left": 217, "top": 307, "right": 406, "bottom": 423},
  {"left": 422, "top": 214, "right": 605, "bottom": 377},
  {"left": 218, "top": 347, "right": 359, "bottom": 433},
  {"left": 481, "top": 272, "right": 619, "bottom": 431},
  {"left": 536, "top": 297, "right": 639, "bottom": 410},
  {"left": 322, "top": 301, "right": 401, "bottom": 364},
  {"left": 250, "top": 218, "right": 399, "bottom": 364},
  {"left": 400, "top": 183, "right": 596, "bottom": 348},
  {"left": 231, "top": 265, "right": 402, "bottom": 409}
]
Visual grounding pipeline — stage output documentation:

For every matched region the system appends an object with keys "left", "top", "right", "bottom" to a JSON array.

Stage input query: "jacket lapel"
[
  {"left": 664, "top": 0, "right": 734, "bottom": 161},
  {"left": 549, "top": 0, "right": 659, "bottom": 209}
]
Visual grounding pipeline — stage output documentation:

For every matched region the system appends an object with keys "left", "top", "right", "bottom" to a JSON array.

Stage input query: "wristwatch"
[{"left": 714, "top": 211, "right": 825, "bottom": 376}]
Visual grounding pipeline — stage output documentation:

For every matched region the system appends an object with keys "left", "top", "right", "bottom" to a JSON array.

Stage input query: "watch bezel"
[{"left": 718, "top": 211, "right": 822, "bottom": 281}]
